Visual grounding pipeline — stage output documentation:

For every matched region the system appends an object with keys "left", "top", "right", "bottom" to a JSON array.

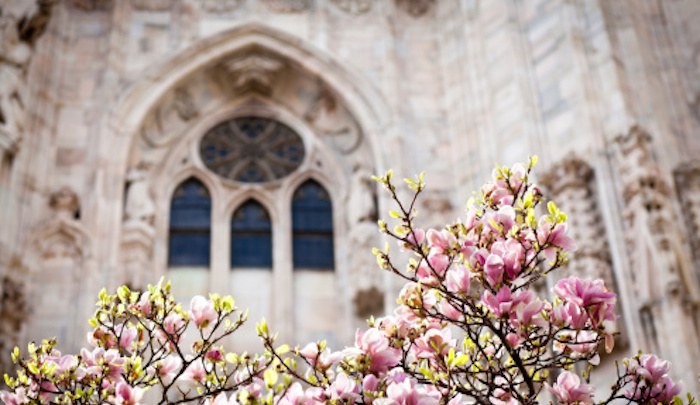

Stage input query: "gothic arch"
[{"left": 110, "top": 22, "right": 391, "bottom": 180}]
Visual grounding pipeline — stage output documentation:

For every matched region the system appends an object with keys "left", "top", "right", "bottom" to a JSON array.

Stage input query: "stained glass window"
[
  {"left": 168, "top": 178, "right": 211, "bottom": 266},
  {"left": 200, "top": 117, "right": 305, "bottom": 183},
  {"left": 231, "top": 200, "right": 273, "bottom": 268},
  {"left": 292, "top": 180, "right": 334, "bottom": 269}
]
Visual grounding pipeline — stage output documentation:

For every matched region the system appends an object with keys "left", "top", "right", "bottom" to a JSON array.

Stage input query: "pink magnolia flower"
[
  {"left": 546, "top": 371, "right": 594, "bottom": 404},
  {"left": 445, "top": 264, "right": 470, "bottom": 294},
  {"left": 413, "top": 328, "right": 455, "bottom": 359},
  {"left": 538, "top": 221, "right": 576, "bottom": 259},
  {"left": 326, "top": 372, "right": 359, "bottom": 402},
  {"left": 484, "top": 254, "right": 505, "bottom": 287},
  {"left": 183, "top": 359, "right": 207, "bottom": 384},
  {"left": 426, "top": 229, "right": 456, "bottom": 254},
  {"left": 44, "top": 354, "right": 77, "bottom": 376},
  {"left": 354, "top": 328, "right": 402, "bottom": 373},
  {"left": 114, "top": 382, "right": 144, "bottom": 405},
  {"left": 553, "top": 277, "right": 616, "bottom": 328},
  {"left": 130, "top": 291, "right": 152, "bottom": 316},
  {"left": 384, "top": 378, "right": 440, "bottom": 405},
  {"left": 399, "top": 228, "right": 425, "bottom": 250},
  {"left": 157, "top": 355, "right": 181, "bottom": 382},
  {"left": 190, "top": 296, "right": 217, "bottom": 329},
  {"left": 552, "top": 302, "right": 589, "bottom": 330},
  {"left": 299, "top": 343, "right": 342, "bottom": 369},
  {"left": 624, "top": 354, "right": 682, "bottom": 403},
  {"left": 278, "top": 382, "right": 324, "bottom": 405},
  {"left": 206, "top": 393, "right": 239, "bottom": 405},
  {"left": 0, "top": 388, "right": 28, "bottom": 405},
  {"left": 490, "top": 239, "right": 524, "bottom": 281},
  {"left": 482, "top": 286, "right": 516, "bottom": 318}
]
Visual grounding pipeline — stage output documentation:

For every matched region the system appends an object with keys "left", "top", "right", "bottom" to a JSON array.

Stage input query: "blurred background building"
[{"left": 1, "top": 0, "right": 699, "bottom": 393}]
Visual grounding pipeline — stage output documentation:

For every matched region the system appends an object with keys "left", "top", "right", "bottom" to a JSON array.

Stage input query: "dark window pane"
[
  {"left": 169, "top": 178, "right": 211, "bottom": 267},
  {"left": 231, "top": 200, "right": 272, "bottom": 268},
  {"left": 168, "top": 233, "right": 210, "bottom": 266},
  {"left": 293, "top": 235, "right": 335, "bottom": 268},
  {"left": 292, "top": 180, "right": 334, "bottom": 270}
]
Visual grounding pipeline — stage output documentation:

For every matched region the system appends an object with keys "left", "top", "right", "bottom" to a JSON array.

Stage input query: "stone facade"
[{"left": 1, "top": 0, "right": 699, "bottom": 391}]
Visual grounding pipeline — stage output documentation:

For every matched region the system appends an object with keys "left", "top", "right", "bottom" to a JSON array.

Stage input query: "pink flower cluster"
[{"left": 625, "top": 354, "right": 682, "bottom": 404}]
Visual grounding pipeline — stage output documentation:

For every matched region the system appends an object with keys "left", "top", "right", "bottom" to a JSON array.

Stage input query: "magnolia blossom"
[
  {"left": 182, "top": 359, "right": 207, "bottom": 384},
  {"left": 538, "top": 221, "right": 576, "bottom": 259},
  {"left": 625, "top": 355, "right": 682, "bottom": 404},
  {"left": 413, "top": 327, "right": 455, "bottom": 359},
  {"left": 114, "top": 382, "right": 144, "bottom": 405},
  {"left": 547, "top": 371, "right": 594, "bottom": 404},
  {"left": 326, "top": 372, "right": 359, "bottom": 402},
  {"left": 190, "top": 296, "right": 217, "bottom": 328},
  {"left": 353, "top": 328, "right": 402, "bottom": 373},
  {"left": 554, "top": 277, "right": 616, "bottom": 328},
  {"left": 377, "top": 378, "right": 440, "bottom": 405}
]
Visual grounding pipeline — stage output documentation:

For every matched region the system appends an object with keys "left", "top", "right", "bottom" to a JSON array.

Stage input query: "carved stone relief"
[
  {"left": 216, "top": 53, "right": 284, "bottom": 95},
  {"left": 141, "top": 85, "right": 200, "bottom": 147},
  {"left": 540, "top": 155, "right": 614, "bottom": 286},
  {"left": 25, "top": 187, "right": 92, "bottom": 349},
  {"left": 0, "top": 0, "right": 53, "bottom": 155},
  {"left": 304, "top": 85, "right": 361, "bottom": 154},
  {"left": 124, "top": 162, "right": 156, "bottom": 226},
  {"left": 71, "top": 0, "right": 112, "bottom": 11},
  {"left": 330, "top": 0, "right": 372, "bottom": 15},
  {"left": 130, "top": 0, "right": 172, "bottom": 11},
  {"left": 261, "top": 0, "right": 311, "bottom": 13},
  {"left": 0, "top": 270, "right": 28, "bottom": 374},
  {"left": 614, "top": 126, "right": 700, "bottom": 360},
  {"left": 200, "top": 0, "right": 244, "bottom": 14},
  {"left": 674, "top": 162, "right": 700, "bottom": 280},
  {"left": 395, "top": 0, "right": 435, "bottom": 17}
]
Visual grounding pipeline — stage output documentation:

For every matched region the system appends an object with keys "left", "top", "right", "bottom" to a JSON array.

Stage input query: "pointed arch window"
[
  {"left": 168, "top": 178, "right": 211, "bottom": 266},
  {"left": 292, "top": 180, "right": 334, "bottom": 269},
  {"left": 231, "top": 200, "right": 273, "bottom": 268}
]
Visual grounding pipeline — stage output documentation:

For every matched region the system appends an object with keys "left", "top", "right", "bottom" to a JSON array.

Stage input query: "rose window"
[{"left": 200, "top": 117, "right": 305, "bottom": 183}]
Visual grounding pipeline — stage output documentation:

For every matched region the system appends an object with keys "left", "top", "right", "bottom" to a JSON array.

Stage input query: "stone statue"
[
  {"left": 347, "top": 163, "right": 377, "bottom": 226},
  {"left": 124, "top": 164, "right": 155, "bottom": 225},
  {"left": 0, "top": 0, "right": 53, "bottom": 152}
]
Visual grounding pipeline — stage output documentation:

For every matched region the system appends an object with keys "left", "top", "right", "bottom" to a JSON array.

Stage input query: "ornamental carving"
[
  {"left": 261, "top": 0, "right": 311, "bottom": 13},
  {"left": 200, "top": 0, "right": 244, "bottom": 13},
  {"left": 540, "top": 155, "right": 614, "bottom": 287},
  {"left": 217, "top": 54, "right": 284, "bottom": 95},
  {"left": 200, "top": 117, "right": 305, "bottom": 183},
  {"left": 71, "top": 0, "right": 112, "bottom": 11},
  {"left": 614, "top": 126, "right": 700, "bottom": 358},
  {"left": 0, "top": 273, "right": 28, "bottom": 374},
  {"left": 0, "top": 0, "right": 53, "bottom": 154},
  {"left": 395, "top": 0, "right": 435, "bottom": 17},
  {"left": 674, "top": 162, "right": 700, "bottom": 278},
  {"left": 330, "top": 0, "right": 372, "bottom": 14},
  {"left": 131, "top": 0, "right": 172, "bottom": 11}
]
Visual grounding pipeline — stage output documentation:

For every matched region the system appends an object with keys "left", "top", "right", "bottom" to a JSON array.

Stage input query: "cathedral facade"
[{"left": 1, "top": 0, "right": 700, "bottom": 393}]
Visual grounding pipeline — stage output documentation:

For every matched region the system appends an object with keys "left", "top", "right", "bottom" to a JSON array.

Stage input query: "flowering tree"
[{"left": 2, "top": 158, "right": 696, "bottom": 404}]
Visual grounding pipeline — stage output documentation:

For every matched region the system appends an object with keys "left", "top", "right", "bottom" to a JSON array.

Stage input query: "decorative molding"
[
  {"left": 0, "top": 0, "right": 53, "bottom": 155},
  {"left": 130, "top": 0, "right": 172, "bottom": 11},
  {"left": 674, "top": 161, "right": 700, "bottom": 273},
  {"left": 200, "top": 0, "right": 244, "bottom": 14},
  {"left": 330, "top": 0, "right": 372, "bottom": 15},
  {"left": 395, "top": 0, "right": 435, "bottom": 17},
  {"left": 540, "top": 155, "right": 614, "bottom": 286},
  {"left": 71, "top": 0, "right": 112, "bottom": 11},
  {"left": 217, "top": 53, "right": 284, "bottom": 95},
  {"left": 261, "top": 0, "right": 311, "bottom": 13}
]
